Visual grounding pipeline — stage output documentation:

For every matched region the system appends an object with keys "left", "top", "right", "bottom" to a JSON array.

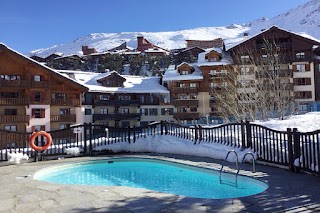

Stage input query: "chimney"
[
  {"left": 137, "top": 36, "right": 144, "bottom": 47},
  {"left": 243, "top": 32, "right": 249, "bottom": 37}
]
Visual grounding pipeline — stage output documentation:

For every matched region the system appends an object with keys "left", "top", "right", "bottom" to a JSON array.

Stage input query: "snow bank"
[
  {"left": 64, "top": 147, "right": 83, "bottom": 156},
  {"left": 7, "top": 152, "right": 29, "bottom": 164}
]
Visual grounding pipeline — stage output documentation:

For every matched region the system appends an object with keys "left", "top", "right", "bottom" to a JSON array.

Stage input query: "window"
[
  {"left": 140, "top": 108, "right": 148, "bottom": 116},
  {"left": 149, "top": 108, "right": 158, "bottom": 116},
  {"left": 32, "top": 108, "right": 45, "bottom": 118},
  {"left": 121, "top": 121, "right": 130, "bottom": 128},
  {"left": 296, "top": 52, "right": 305, "bottom": 59},
  {"left": 85, "top": 109, "right": 92, "bottom": 115},
  {"left": 181, "top": 70, "right": 188, "bottom": 75},
  {"left": 99, "top": 108, "right": 108, "bottom": 114},
  {"left": 179, "top": 94, "right": 187, "bottom": 99},
  {"left": 33, "top": 125, "right": 45, "bottom": 131},
  {"left": 52, "top": 93, "right": 66, "bottom": 99},
  {"left": 190, "top": 94, "right": 197, "bottom": 99},
  {"left": 1, "top": 75, "right": 20, "bottom": 80},
  {"left": 121, "top": 108, "right": 129, "bottom": 114},
  {"left": 295, "top": 91, "right": 312, "bottom": 99},
  {"left": 34, "top": 75, "right": 41, "bottom": 82},
  {"left": 5, "top": 109, "right": 17, "bottom": 115},
  {"left": 294, "top": 78, "right": 311, "bottom": 86},
  {"left": 179, "top": 83, "right": 185, "bottom": 87},
  {"left": 298, "top": 104, "right": 308, "bottom": 112},
  {"left": 296, "top": 64, "right": 306, "bottom": 72},
  {"left": 209, "top": 57, "right": 217, "bottom": 62},
  {"left": 59, "top": 108, "right": 70, "bottom": 115},
  {"left": 190, "top": 83, "right": 196, "bottom": 88},
  {"left": 4, "top": 125, "right": 17, "bottom": 131},
  {"left": 209, "top": 70, "right": 217, "bottom": 75},
  {"left": 118, "top": 95, "right": 131, "bottom": 100},
  {"left": 99, "top": 95, "right": 109, "bottom": 100},
  {"left": 0, "top": 92, "right": 19, "bottom": 98},
  {"left": 178, "top": 107, "right": 187, "bottom": 113},
  {"left": 221, "top": 82, "right": 227, "bottom": 87},
  {"left": 210, "top": 82, "right": 217, "bottom": 87},
  {"left": 240, "top": 55, "right": 250, "bottom": 62},
  {"left": 59, "top": 124, "right": 70, "bottom": 129},
  {"left": 161, "top": 108, "right": 173, "bottom": 116},
  {"left": 190, "top": 107, "right": 197, "bottom": 112},
  {"left": 140, "top": 96, "right": 145, "bottom": 103},
  {"left": 240, "top": 67, "right": 250, "bottom": 75}
]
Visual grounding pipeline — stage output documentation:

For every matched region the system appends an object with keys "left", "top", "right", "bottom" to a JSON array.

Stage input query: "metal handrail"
[
  {"left": 219, "top": 150, "right": 239, "bottom": 184},
  {"left": 235, "top": 152, "right": 256, "bottom": 187}
]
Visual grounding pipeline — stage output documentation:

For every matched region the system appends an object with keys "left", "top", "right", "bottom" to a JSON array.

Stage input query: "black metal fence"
[{"left": 0, "top": 121, "right": 319, "bottom": 175}]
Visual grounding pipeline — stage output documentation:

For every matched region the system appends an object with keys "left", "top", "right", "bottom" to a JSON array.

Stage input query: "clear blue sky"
[{"left": 0, "top": 0, "right": 309, "bottom": 54}]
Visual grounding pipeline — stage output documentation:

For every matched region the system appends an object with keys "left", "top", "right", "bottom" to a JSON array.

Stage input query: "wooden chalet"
[{"left": 0, "top": 43, "right": 88, "bottom": 132}]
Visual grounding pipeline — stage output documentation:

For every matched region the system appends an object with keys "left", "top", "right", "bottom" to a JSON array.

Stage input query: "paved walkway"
[{"left": 0, "top": 154, "right": 319, "bottom": 213}]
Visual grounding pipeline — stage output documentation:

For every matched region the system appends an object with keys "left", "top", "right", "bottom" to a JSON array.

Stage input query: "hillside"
[{"left": 30, "top": 0, "right": 320, "bottom": 57}]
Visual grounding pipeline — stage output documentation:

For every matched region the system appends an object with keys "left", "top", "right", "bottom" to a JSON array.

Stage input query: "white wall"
[{"left": 26, "top": 105, "right": 50, "bottom": 132}]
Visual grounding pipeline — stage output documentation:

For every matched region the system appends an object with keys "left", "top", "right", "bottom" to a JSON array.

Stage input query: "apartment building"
[
  {"left": 227, "top": 26, "right": 320, "bottom": 113},
  {"left": 0, "top": 43, "right": 88, "bottom": 132},
  {"left": 60, "top": 70, "right": 174, "bottom": 127}
]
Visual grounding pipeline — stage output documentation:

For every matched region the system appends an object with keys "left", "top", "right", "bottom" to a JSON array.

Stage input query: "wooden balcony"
[
  {"left": 93, "top": 113, "right": 141, "bottom": 121},
  {"left": 0, "top": 115, "right": 30, "bottom": 123},
  {"left": 30, "top": 80, "right": 49, "bottom": 88},
  {"left": 94, "top": 100, "right": 140, "bottom": 106},
  {"left": 50, "top": 114, "right": 76, "bottom": 122},
  {"left": 0, "top": 79, "right": 29, "bottom": 87},
  {"left": 172, "top": 87, "right": 198, "bottom": 94},
  {"left": 173, "top": 112, "right": 199, "bottom": 120},
  {"left": 0, "top": 98, "right": 28, "bottom": 105},
  {"left": 173, "top": 99, "right": 199, "bottom": 107},
  {"left": 51, "top": 99, "right": 80, "bottom": 106}
]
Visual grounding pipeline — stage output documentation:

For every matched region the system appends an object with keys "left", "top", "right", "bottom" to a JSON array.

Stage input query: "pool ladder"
[{"left": 219, "top": 150, "right": 256, "bottom": 187}]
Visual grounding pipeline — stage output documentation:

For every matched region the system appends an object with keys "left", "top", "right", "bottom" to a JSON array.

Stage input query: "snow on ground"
[{"left": 254, "top": 112, "right": 320, "bottom": 132}]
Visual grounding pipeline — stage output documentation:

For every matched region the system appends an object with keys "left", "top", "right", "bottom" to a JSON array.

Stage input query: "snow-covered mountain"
[{"left": 30, "top": 0, "right": 320, "bottom": 58}]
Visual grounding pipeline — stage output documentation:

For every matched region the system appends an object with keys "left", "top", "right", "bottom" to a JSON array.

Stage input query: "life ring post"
[{"left": 29, "top": 131, "right": 52, "bottom": 161}]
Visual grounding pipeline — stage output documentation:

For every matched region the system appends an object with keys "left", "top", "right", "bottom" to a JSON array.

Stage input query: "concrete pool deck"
[{"left": 0, "top": 153, "right": 319, "bottom": 213}]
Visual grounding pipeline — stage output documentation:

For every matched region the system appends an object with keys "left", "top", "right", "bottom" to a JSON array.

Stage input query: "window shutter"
[
  {"left": 31, "top": 92, "right": 35, "bottom": 101},
  {"left": 41, "top": 109, "right": 45, "bottom": 118},
  {"left": 306, "top": 78, "right": 311, "bottom": 85},
  {"left": 292, "top": 65, "right": 296, "bottom": 71},
  {"left": 31, "top": 109, "right": 35, "bottom": 118},
  {"left": 40, "top": 92, "right": 45, "bottom": 101},
  {"left": 41, "top": 125, "right": 45, "bottom": 131},
  {"left": 306, "top": 64, "right": 310, "bottom": 71}
]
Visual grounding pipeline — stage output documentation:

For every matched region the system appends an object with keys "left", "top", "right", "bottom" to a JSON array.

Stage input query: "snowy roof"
[
  {"left": 196, "top": 47, "right": 232, "bottom": 66},
  {"left": 163, "top": 64, "right": 203, "bottom": 81},
  {"left": 225, "top": 25, "right": 320, "bottom": 51},
  {"left": 0, "top": 43, "right": 88, "bottom": 91},
  {"left": 57, "top": 70, "right": 169, "bottom": 94}
]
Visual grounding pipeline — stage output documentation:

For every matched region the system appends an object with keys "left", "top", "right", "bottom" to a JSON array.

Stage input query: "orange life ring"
[{"left": 29, "top": 131, "right": 52, "bottom": 152}]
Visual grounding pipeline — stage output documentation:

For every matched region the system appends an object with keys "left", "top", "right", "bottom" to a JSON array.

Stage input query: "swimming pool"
[{"left": 34, "top": 158, "right": 268, "bottom": 199}]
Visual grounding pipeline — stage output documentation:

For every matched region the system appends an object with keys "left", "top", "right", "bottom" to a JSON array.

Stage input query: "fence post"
[
  {"left": 133, "top": 125, "right": 136, "bottom": 143},
  {"left": 194, "top": 125, "right": 198, "bottom": 145},
  {"left": 165, "top": 121, "right": 168, "bottom": 135},
  {"left": 160, "top": 120, "right": 164, "bottom": 135},
  {"left": 198, "top": 125, "right": 202, "bottom": 143},
  {"left": 245, "top": 120, "right": 252, "bottom": 148},
  {"left": 293, "top": 128, "right": 301, "bottom": 173},
  {"left": 287, "top": 128, "right": 294, "bottom": 172},
  {"left": 240, "top": 120, "right": 246, "bottom": 149},
  {"left": 128, "top": 126, "right": 131, "bottom": 144},
  {"left": 89, "top": 122, "right": 93, "bottom": 156},
  {"left": 83, "top": 123, "right": 88, "bottom": 156}
]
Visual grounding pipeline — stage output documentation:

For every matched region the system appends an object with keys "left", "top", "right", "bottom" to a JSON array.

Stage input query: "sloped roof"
[{"left": 0, "top": 43, "right": 88, "bottom": 92}]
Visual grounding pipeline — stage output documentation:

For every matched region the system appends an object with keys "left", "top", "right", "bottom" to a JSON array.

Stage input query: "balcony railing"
[
  {"left": 173, "top": 99, "right": 199, "bottom": 106},
  {"left": 93, "top": 113, "right": 141, "bottom": 121},
  {"left": 173, "top": 112, "right": 199, "bottom": 120},
  {"left": 0, "top": 115, "right": 30, "bottom": 123},
  {"left": 51, "top": 99, "right": 80, "bottom": 106},
  {"left": 94, "top": 100, "right": 140, "bottom": 106},
  {"left": 172, "top": 87, "right": 198, "bottom": 93},
  {"left": 50, "top": 114, "right": 76, "bottom": 122},
  {"left": 30, "top": 80, "right": 49, "bottom": 88},
  {"left": 0, "top": 79, "right": 29, "bottom": 87},
  {"left": 0, "top": 98, "right": 28, "bottom": 105}
]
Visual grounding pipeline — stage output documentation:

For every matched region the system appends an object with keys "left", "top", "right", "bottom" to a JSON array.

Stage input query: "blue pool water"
[{"left": 34, "top": 158, "right": 268, "bottom": 199}]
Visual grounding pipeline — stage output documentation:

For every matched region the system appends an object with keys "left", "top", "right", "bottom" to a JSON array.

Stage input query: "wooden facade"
[{"left": 0, "top": 44, "right": 88, "bottom": 132}]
